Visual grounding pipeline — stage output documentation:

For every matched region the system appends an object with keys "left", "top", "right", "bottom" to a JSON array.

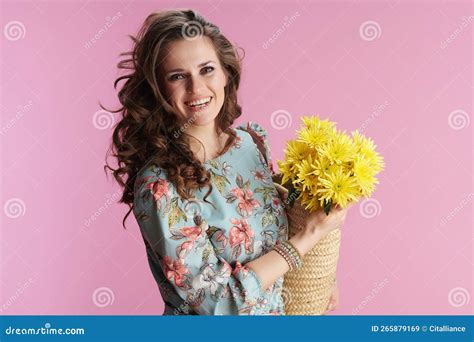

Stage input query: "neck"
[{"left": 184, "top": 121, "right": 225, "bottom": 162}]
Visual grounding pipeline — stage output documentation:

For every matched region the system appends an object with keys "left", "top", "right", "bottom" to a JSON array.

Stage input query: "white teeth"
[{"left": 185, "top": 97, "right": 211, "bottom": 106}]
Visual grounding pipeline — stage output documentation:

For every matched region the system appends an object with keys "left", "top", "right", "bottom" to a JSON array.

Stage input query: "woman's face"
[{"left": 160, "top": 36, "right": 228, "bottom": 127}]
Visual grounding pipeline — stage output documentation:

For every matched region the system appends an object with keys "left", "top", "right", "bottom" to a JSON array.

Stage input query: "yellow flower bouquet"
[{"left": 274, "top": 116, "right": 384, "bottom": 315}]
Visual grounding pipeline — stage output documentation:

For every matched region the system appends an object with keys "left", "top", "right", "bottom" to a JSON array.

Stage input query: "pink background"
[{"left": 1, "top": 0, "right": 472, "bottom": 315}]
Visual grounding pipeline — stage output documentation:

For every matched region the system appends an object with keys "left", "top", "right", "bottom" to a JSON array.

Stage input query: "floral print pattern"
[{"left": 133, "top": 122, "right": 289, "bottom": 315}]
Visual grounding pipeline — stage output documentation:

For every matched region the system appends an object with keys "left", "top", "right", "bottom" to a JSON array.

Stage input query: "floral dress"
[{"left": 133, "top": 121, "right": 289, "bottom": 315}]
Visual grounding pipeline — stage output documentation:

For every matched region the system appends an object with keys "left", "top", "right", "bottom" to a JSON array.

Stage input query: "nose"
[{"left": 186, "top": 75, "right": 205, "bottom": 94}]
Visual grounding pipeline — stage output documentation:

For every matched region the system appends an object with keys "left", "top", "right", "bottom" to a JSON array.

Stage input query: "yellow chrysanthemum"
[
  {"left": 317, "top": 131, "right": 356, "bottom": 165},
  {"left": 352, "top": 156, "right": 376, "bottom": 197},
  {"left": 296, "top": 154, "right": 319, "bottom": 193},
  {"left": 301, "top": 115, "right": 337, "bottom": 132},
  {"left": 316, "top": 168, "right": 359, "bottom": 208},
  {"left": 278, "top": 116, "right": 384, "bottom": 212},
  {"left": 300, "top": 191, "right": 322, "bottom": 212},
  {"left": 362, "top": 149, "right": 385, "bottom": 174},
  {"left": 313, "top": 156, "right": 340, "bottom": 177},
  {"left": 284, "top": 139, "right": 314, "bottom": 171},
  {"left": 277, "top": 160, "right": 295, "bottom": 186},
  {"left": 297, "top": 118, "right": 336, "bottom": 150}
]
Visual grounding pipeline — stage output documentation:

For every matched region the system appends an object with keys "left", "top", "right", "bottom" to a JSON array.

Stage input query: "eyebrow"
[{"left": 165, "top": 60, "right": 215, "bottom": 75}]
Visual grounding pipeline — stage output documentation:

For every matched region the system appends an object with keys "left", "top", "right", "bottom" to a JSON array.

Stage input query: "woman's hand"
[
  {"left": 273, "top": 182, "right": 352, "bottom": 240},
  {"left": 324, "top": 280, "right": 339, "bottom": 314},
  {"left": 303, "top": 203, "right": 352, "bottom": 244},
  {"left": 273, "top": 182, "right": 288, "bottom": 202},
  {"left": 273, "top": 181, "right": 353, "bottom": 251}
]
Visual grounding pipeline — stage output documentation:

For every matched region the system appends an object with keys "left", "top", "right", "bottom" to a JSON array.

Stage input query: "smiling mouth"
[
  {"left": 184, "top": 97, "right": 212, "bottom": 111},
  {"left": 185, "top": 96, "right": 212, "bottom": 108}
]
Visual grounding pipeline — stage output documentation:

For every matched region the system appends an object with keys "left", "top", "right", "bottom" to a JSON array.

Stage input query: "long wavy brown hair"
[{"left": 102, "top": 9, "right": 244, "bottom": 228}]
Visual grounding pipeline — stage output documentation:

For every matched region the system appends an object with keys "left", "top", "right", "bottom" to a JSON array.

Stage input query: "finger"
[{"left": 273, "top": 183, "right": 288, "bottom": 200}]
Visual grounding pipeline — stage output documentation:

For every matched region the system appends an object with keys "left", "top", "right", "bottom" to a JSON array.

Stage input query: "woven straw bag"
[
  {"left": 273, "top": 173, "right": 341, "bottom": 315},
  {"left": 244, "top": 126, "right": 340, "bottom": 315}
]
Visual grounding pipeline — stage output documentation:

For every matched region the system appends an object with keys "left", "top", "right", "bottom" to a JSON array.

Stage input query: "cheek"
[
  {"left": 163, "top": 83, "right": 180, "bottom": 101},
  {"left": 214, "top": 73, "right": 227, "bottom": 90},
  {"left": 209, "top": 76, "right": 227, "bottom": 100},
  {"left": 164, "top": 86, "right": 186, "bottom": 111}
]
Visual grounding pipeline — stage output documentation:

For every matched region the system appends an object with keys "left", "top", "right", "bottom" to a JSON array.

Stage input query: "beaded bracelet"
[
  {"left": 281, "top": 241, "right": 303, "bottom": 268},
  {"left": 273, "top": 241, "right": 303, "bottom": 270},
  {"left": 289, "top": 241, "right": 303, "bottom": 267},
  {"left": 273, "top": 245, "right": 296, "bottom": 270},
  {"left": 275, "top": 243, "right": 301, "bottom": 270}
]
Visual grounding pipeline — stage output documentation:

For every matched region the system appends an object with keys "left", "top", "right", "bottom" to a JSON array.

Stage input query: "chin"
[{"left": 193, "top": 112, "right": 219, "bottom": 126}]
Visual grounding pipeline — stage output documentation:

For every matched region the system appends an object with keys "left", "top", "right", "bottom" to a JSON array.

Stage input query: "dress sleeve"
[
  {"left": 236, "top": 121, "right": 275, "bottom": 175},
  {"left": 133, "top": 170, "right": 267, "bottom": 315}
]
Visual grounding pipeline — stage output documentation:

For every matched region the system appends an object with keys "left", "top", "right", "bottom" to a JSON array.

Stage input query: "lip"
[
  {"left": 184, "top": 96, "right": 212, "bottom": 105},
  {"left": 185, "top": 97, "right": 212, "bottom": 113}
]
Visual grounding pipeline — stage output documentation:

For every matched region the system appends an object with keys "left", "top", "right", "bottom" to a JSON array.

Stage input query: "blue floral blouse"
[{"left": 133, "top": 121, "right": 289, "bottom": 315}]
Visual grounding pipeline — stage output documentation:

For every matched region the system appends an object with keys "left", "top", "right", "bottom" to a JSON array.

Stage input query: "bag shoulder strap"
[{"left": 243, "top": 122, "right": 269, "bottom": 167}]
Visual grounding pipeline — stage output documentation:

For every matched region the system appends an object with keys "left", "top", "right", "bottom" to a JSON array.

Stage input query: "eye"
[
  {"left": 168, "top": 66, "right": 214, "bottom": 81},
  {"left": 169, "top": 74, "right": 185, "bottom": 81},
  {"left": 202, "top": 66, "right": 214, "bottom": 74}
]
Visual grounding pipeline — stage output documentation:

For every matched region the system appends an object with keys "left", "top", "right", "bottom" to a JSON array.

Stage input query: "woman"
[{"left": 104, "top": 9, "right": 349, "bottom": 315}]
